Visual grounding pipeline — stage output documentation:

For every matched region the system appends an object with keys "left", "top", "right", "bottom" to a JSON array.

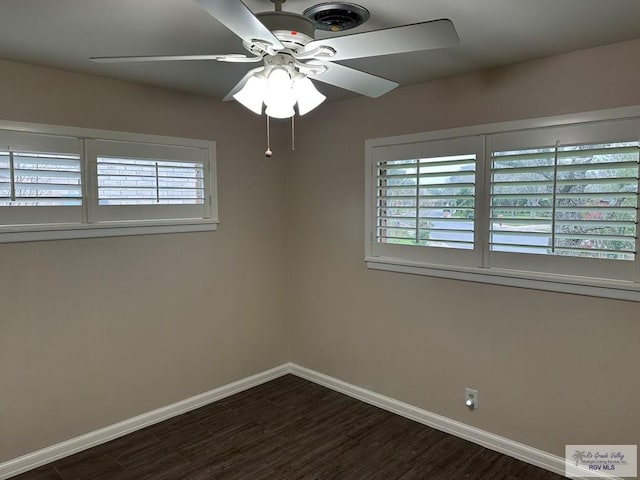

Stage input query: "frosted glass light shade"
[
  {"left": 264, "top": 68, "right": 296, "bottom": 119},
  {"left": 265, "top": 103, "right": 296, "bottom": 119},
  {"left": 233, "top": 68, "right": 326, "bottom": 119},
  {"left": 294, "top": 77, "right": 326, "bottom": 115},
  {"left": 233, "top": 76, "right": 267, "bottom": 115}
]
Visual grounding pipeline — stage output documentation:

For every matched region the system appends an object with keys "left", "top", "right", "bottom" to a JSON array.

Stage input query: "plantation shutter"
[
  {"left": 88, "top": 139, "right": 211, "bottom": 223},
  {"left": 97, "top": 158, "right": 205, "bottom": 206},
  {"left": 370, "top": 135, "right": 482, "bottom": 267},
  {"left": 377, "top": 155, "right": 476, "bottom": 248},
  {"left": 0, "top": 131, "right": 83, "bottom": 226},
  {"left": 487, "top": 119, "right": 640, "bottom": 280},
  {"left": 491, "top": 143, "right": 639, "bottom": 257},
  {"left": 490, "top": 146, "right": 555, "bottom": 255}
]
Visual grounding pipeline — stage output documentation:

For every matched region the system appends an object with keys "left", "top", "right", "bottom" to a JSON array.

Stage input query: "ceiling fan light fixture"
[
  {"left": 235, "top": 67, "right": 326, "bottom": 118},
  {"left": 294, "top": 77, "right": 326, "bottom": 115},
  {"left": 265, "top": 68, "right": 294, "bottom": 101},
  {"left": 92, "top": 0, "right": 461, "bottom": 127},
  {"left": 264, "top": 67, "right": 297, "bottom": 118},
  {"left": 265, "top": 102, "right": 296, "bottom": 119},
  {"left": 233, "top": 75, "right": 267, "bottom": 114}
]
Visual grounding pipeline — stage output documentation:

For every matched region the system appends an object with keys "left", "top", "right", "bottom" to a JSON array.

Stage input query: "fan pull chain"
[
  {"left": 291, "top": 115, "right": 295, "bottom": 151},
  {"left": 265, "top": 115, "right": 273, "bottom": 157}
]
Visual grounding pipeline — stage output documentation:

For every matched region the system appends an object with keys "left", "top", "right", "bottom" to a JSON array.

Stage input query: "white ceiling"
[{"left": 1, "top": 0, "right": 639, "bottom": 101}]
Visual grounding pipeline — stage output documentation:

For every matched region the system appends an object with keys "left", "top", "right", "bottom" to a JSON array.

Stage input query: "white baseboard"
[
  {"left": 1, "top": 362, "right": 621, "bottom": 480},
  {"left": 0, "top": 364, "right": 291, "bottom": 480},
  {"left": 290, "top": 364, "right": 622, "bottom": 480}
]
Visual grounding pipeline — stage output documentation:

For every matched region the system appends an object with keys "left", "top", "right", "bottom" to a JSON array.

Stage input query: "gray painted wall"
[
  {"left": 287, "top": 39, "right": 640, "bottom": 457},
  {"left": 0, "top": 59, "right": 290, "bottom": 462},
  {"left": 1, "top": 38, "right": 640, "bottom": 464}
]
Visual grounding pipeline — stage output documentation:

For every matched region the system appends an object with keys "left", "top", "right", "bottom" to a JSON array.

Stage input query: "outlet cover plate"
[{"left": 465, "top": 387, "right": 479, "bottom": 409}]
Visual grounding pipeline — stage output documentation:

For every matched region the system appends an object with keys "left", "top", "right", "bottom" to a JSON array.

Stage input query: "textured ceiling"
[{"left": 0, "top": 0, "right": 639, "bottom": 101}]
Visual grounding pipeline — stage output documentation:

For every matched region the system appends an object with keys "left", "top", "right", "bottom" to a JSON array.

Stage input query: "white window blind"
[
  {"left": 486, "top": 119, "right": 640, "bottom": 280},
  {"left": 490, "top": 142, "right": 639, "bottom": 260},
  {"left": 0, "top": 123, "right": 217, "bottom": 241},
  {"left": 97, "top": 158, "right": 205, "bottom": 206},
  {"left": 370, "top": 136, "right": 482, "bottom": 267},
  {"left": 87, "top": 139, "right": 211, "bottom": 223},
  {"left": 0, "top": 131, "right": 83, "bottom": 226},
  {"left": 377, "top": 154, "right": 476, "bottom": 249},
  {"left": 0, "top": 152, "right": 82, "bottom": 206}
]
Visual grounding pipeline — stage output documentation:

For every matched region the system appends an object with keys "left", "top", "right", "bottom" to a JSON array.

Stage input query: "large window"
[
  {"left": 365, "top": 109, "right": 640, "bottom": 301},
  {"left": 0, "top": 122, "right": 217, "bottom": 242}
]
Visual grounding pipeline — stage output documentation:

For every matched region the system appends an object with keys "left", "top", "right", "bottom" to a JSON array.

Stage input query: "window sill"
[
  {"left": 365, "top": 256, "right": 640, "bottom": 302},
  {"left": 0, "top": 220, "right": 218, "bottom": 243}
]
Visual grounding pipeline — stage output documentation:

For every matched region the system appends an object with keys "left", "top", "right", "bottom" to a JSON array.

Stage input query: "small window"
[
  {"left": 0, "top": 123, "right": 217, "bottom": 242},
  {"left": 87, "top": 139, "right": 212, "bottom": 224}
]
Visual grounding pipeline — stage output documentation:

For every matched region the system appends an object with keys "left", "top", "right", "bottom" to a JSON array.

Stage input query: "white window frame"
[
  {"left": 371, "top": 135, "right": 484, "bottom": 268},
  {"left": 0, "top": 120, "right": 218, "bottom": 243},
  {"left": 0, "top": 130, "right": 84, "bottom": 226},
  {"left": 365, "top": 106, "right": 640, "bottom": 302},
  {"left": 486, "top": 119, "right": 639, "bottom": 281},
  {"left": 87, "top": 139, "right": 211, "bottom": 223}
]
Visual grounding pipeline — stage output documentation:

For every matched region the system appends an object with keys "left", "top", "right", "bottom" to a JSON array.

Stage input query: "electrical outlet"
[{"left": 465, "top": 387, "right": 478, "bottom": 410}]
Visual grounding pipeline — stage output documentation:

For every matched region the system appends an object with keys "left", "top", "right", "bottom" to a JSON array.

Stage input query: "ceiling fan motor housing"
[{"left": 256, "top": 11, "right": 315, "bottom": 51}]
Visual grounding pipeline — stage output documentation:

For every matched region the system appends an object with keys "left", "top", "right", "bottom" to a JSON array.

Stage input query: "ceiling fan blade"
[
  {"left": 223, "top": 66, "right": 265, "bottom": 101},
  {"left": 309, "top": 61, "right": 398, "bottom": 98},
  {"left": 304, "top": 19, "right": 459, "bottom": 62},
  {"left": 193, "top": 0, "right": 284, "bottom": 51},
  {"left": 90, "top": 54, "right": 257, "bottom": 63}
]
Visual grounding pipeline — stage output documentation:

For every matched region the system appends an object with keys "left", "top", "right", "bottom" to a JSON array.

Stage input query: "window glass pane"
[
  {"left": 490, "top": 148, "right": 554, "bottom": 254},
  {"left": 490, "top": 142, "right": 639, "bottom": 260},
  {"left": 377, "top": 154, "right": 475, "bottom": 249},
  {"left": 0, "top": 151, "right": 82, "bottom": 207},
  {"left": 97, "top": 157, "right": 205, "bottom": 206},
  {"left": 554, "top": 142, "right": 638, "bottom": 260}
]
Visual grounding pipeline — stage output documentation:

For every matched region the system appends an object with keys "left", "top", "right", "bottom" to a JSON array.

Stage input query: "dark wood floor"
[{"left": 13, "top": 375, "right": 566, "bottom": 480}]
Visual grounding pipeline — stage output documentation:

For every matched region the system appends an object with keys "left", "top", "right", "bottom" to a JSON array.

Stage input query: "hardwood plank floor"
[{"left": 12, "top": 375, "right": 567, "bottom": 479}]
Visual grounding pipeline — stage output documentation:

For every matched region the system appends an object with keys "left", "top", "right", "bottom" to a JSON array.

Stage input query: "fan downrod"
[{"left": 270, "top": 0, "right": 286, "bottom": 12}]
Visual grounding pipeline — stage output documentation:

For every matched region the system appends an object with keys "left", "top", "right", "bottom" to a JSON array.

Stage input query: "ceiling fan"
[{"left": 90, "top": 0, "right": 459, "bottom": 119}]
